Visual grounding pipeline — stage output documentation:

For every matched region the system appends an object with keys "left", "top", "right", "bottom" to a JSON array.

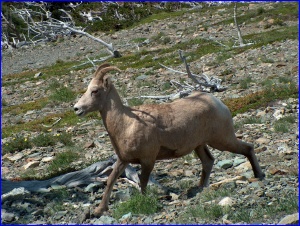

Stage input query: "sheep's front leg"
[{"left": 94, "top": 158, "right": 128, "bottom": 217}]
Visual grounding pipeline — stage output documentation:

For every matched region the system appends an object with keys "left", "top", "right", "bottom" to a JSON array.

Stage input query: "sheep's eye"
[{"left": 91, "top": 90, "right": 98, "bottom": 96}]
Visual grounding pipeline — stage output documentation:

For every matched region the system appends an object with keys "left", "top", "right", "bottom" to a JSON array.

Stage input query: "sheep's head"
[{"left": 74, "top": 63, "right": 121, "bottom": 116}]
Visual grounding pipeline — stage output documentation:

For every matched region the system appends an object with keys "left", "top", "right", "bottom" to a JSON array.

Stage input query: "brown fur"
[{"left": 74, "top": 63, "right": 265, "bottom": 217}]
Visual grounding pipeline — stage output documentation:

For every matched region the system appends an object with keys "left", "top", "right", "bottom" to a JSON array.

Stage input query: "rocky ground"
[{"left": 1, "top": 2, "right": 299, "bottom": 225}]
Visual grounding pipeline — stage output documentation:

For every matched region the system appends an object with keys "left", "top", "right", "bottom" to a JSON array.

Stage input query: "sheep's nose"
[{"left": 74, "top": 107, "right": 78, "bottom": 112}]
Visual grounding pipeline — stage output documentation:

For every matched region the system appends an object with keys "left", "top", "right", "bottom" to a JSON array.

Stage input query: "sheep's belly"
[{"left": 156, "top": 146, "right": 193, "bottom": 160}]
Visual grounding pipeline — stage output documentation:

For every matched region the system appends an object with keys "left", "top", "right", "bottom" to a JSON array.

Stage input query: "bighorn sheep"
[{"left": 74, "top": 63, "right": 265, "bottom": 217}]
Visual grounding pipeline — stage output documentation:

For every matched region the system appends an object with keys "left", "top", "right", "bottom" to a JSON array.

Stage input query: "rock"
[
  {"left": 218, "top": 197, "right": 234, "bottom": 207},
  {"left": 94, "top": 216, "right": 117, "bottom": 224},
  {"left": 233, "top": 158, "right": 246, "bottom": 167},
  {"left": 135, "top": 74, "right": 148, "bottom": 80},
  {"left": 278, "top": 213, "right": 299, "bottom": 224},
  {"left": 1, "top": 209, "right": 15, "bottom": 222},
  {"left": 32, "top": 209, "right": 44, "bottom": 216},
  {"left": 267, "top": 18, "right": 275, "bottom": 24},
  {"left": 170, "top": 192, "right": 179, "bottom": 201},
  {"left": 84, "top": 182, "right": 104, "bottom": 193},
  {"left": 79, "top": 207, "right": 91, "bottom": 223},
  {"left": 2, "top": 187, "right": 30, "bottom": 202},
  {"left": 273, "top": 109, "right": 285, "bottom": 120},
  {"left": 217, "top": 160, "right": 233, "bottom": 169},
  {"left": 111, "top": 34, "right": 118, "bottom": 39},
  {"left": 34, "top": 72, "right": 42, "bottom": 78},
  {"left": 6, "top": 153, "right": 24, "bottom": 162},
  {"left": 41, "top": 156, "right": 54, "bottom": 162},
  {"left": 54, "top": 210, "right": 68, "bottom": 220},
  {"left": 144, "top": 216, "right": 153, "bottom": 224},
  {"left": 114, "top": 188, "right": 132, "bottom": 201},
  {"left": 23, "top": 161, "right": 40, "bottom": 170},
  {"left": 119, "top": 212, "right": 132, "bottom": 223},
  {"left": 184, "top": 170, "right": 194, "bottom": 177},
  {"left": 255, "top": 137, "right": 270, "bottom": 145},
  {"left": 84, "top": 141, "right": 95, "bottom": 148}
]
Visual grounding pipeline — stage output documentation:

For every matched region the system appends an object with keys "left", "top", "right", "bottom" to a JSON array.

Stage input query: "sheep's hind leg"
[
  {"left": 217, "top": 139, "right": 265, "bottom": 179},
  {"left": 139, "top": 161, "right": 155, "bottom": 194},
  {"left": 194, "top": 145, "right": 214, "bottom": 187},
  {"left": 94, "top": 158, "right": 128, "bottom": 217}
]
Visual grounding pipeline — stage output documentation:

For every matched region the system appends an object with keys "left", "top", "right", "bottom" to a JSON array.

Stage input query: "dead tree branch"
[
  {"left": 140, "top": 50, "right": 227, "bottom": 102},
  {"left": 233, "top": 3, "right": 254, "bottom": 48}
]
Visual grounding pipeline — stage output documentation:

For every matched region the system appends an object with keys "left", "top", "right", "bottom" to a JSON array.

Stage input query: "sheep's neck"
[{"left": 100, "top": 85, "right": 127, "bottom": 138}]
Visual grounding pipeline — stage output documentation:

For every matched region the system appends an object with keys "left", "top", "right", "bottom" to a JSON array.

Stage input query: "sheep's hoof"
[
  {"left": 255, "top": 172, "right": 266, "bottom": 180},
  {"left": 93, "top": 206, "right": 108, "bottom": 217}
]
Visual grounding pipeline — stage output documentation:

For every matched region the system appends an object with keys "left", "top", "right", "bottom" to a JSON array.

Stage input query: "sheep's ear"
[{"left": 103, "top": 75, "right": 111, "bottom": 91}]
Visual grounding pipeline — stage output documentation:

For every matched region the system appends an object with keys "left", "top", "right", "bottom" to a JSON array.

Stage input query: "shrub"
[{"left": 257, "top": 7, "right": 266, "bottom": 15}]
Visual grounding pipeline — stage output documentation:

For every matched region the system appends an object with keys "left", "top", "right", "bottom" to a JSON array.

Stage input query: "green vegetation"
[
  {"left": 2, "top": 135, "right": 32, "bottom": 154},
  {"left": 224, "top": 82, "right": 298, "bottom": 117},
  {"left": 274, "top": 116, "right": 297, "bottom": 133},
  {"left": 179, "top": 192, "right": 298, "bottom": 224},
  {"left": 49, "top": 86, "right": 76, "bottom": 102},
  {"left": 2, "top": 2, "right": 298, "bottom": 224},
  {"left": 239, "top": 76, "right": 253, "bottom": 89},
  {"left": 21, "top": 148, "right": 80, "bottom": 180},
  {"left": 234, "top": 116, "right": 262, "bottom": 130},
  {"left": 2, "top": 132, "right": 74, "bottom": 155},
  {"left": 113, "top": 188, "right": 160, "bottom": 219},
  {"left": 127, "top": 97, "right": 144, "bottom": 107}
]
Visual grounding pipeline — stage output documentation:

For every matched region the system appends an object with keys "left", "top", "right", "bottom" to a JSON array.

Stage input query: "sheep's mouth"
[{"left": 76, "top": 110, "right": 85, "bottom": 117}]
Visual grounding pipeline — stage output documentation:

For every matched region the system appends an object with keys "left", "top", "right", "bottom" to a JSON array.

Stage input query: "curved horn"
[
  {"left": 95, "top": 66, "right": 121, "bottom": 81},
  {"left": 93, "top": 63, "right": 111, "bottom": 77}
]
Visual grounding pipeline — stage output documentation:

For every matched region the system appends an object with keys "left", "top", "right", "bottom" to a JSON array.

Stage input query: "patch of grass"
[
  {"left": 180, "top": 203, "right": 229, "bottom": 223},
  {"left": 2, "top": 135, "right": 32, "bottom": 154},
  {"left": 132, "top": 37, "right": 147, "bottom": 43},
  {"left": 49, "top": 86, "right": 76, "bottom": 102},
  {"left": 31, "top": 133, "right": 56, "bottom": 147},
  {"left": 274, "top": 115, "right": 296, "bottom": 133},
  {"left": 136, "top": 80, "right": 155, "bottom": 88},
  {"left": 259, "top": 56, "right": 275, "bottom": 63},
  {"left": 257, "top": 7, "right": 266, "bottom": 15},
  {"left": 2, "top": 97, "right": 49, "bottom": 115},
  {"left": 243, "top": 25, "right": 298, "bottom": 48},
  {"left": 127, "top": 97, "right": 144, "bottom": 106},
  {"left": 136, "top": 9, "right": 190, "bottom": 27},
  {"left": 215, "top": 2, "right": 297, "bottom": 27},
  {"left": 48, "top": 149, "right": 79, "bottom": 173},
  {"left": 56, "top": 132, "right": 74, "bottom": 146},
  {"left": 177, "top": 179, "right": 194, "bottom": 191},
  {"left": 201, "top": 188, "right": 231, "bottom": 203},
  {"left": 227, "top": 194, "right": 298, "bottom": 223},
  {"left": 161, "top": 81, "right": 172, "bottom": 91},
  {"left": 113, "top": 188, "right": 160, "bottom": 219},
  {"left": 239, "top": 76, "right": 253, "bottom": 89},
  {"left": 224, "top": 82, "right": 298, "bottom": 117},
  {"left": 151, "top": 32, "right": 171, "bottom": 44},
  {"left": 278, "top": 76, "right": 293, "bottom": 84},
  {"left": 234, "top": 116, "right": 262, "bottom": 130}
]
